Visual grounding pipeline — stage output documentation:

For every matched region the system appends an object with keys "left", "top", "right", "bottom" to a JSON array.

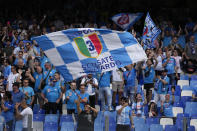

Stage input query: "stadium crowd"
[{"left": 0, "top": 9, "right": 197, "bottom": 131}]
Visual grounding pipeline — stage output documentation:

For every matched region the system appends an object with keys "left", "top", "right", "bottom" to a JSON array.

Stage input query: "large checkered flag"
[{"left": 33, "top": 28, "right": 147, "bottom": 82}]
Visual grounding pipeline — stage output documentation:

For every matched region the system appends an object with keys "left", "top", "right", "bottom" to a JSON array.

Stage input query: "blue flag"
[
  {"left": 112, "top": 13, "right": 143, "bottom": 30},
  {"left": 33, "top": 28, "right": 147, "bottom": 82},
  {"left": 142, "top": 12, "right": 161, "bottom": 48}
]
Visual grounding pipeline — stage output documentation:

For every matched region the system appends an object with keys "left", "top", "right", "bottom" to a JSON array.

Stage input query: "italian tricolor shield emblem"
[{"left": 74, "top": 33, "right": 102, "bottom": 58}]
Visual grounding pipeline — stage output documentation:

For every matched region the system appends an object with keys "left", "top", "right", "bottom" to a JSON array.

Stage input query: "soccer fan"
[
  {"left": 65, "top": 81, "right": 79, "bottom": 114},
  {"left": 98, "top": 71, "right": 113, "bottom": 111},
  {"left": 154, "top": 69, "right": 170, "bottom": 104},
  {"left": 81, "top": 74, "right": 98, "bottom": 108},
  {"left": 123, "top": 64, "right": 137, "bottom": 105},
  {"left": 19, "top": 79, "right": 35, "bottom": 107},
  {"left": 112, "top": 68, "right": 124, "bottom": 107},
  {"left": 116, "top": 97, "right": 132, "bottom": 131},
  {"left": 1, "top": 91, "right": 14, "bottom": 131},
  {"left": 160, "top": 94, "right": 174, "bottom": 117},
  {"left": 15, "top": 99, "right": 33, "bottom": 131},
  {"left": 75, "top": 98, "right": 98, "bottom": 131},
  {"left": 41, "top": 77, "right": 62, "bottom": 114}
]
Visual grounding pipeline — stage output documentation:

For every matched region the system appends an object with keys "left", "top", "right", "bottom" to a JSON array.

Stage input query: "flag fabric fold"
[
  {"left": 33, "top": 28, "right": 147, "bottom": 82},
  {"left": 112, "top": 13, "right": 143, "bottom": 30},
  {"left": 142, "top": 12, "right": 161, "bottom": 48}
]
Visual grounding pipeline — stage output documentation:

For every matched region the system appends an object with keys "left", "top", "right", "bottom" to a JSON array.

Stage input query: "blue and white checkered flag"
[
  {"left": 33, "top": 28, "right": 147, "bottom": 82},
  {"left": 142, "top": 12, "right": 161, "bottom": 48},
  {"left": 112, "top": 13, "right": 143, "bottom": 30}
]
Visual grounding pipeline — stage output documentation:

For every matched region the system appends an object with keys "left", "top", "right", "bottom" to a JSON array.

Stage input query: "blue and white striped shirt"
[{"left": 116, "top": 105, "right": 132, "bottom": 125}]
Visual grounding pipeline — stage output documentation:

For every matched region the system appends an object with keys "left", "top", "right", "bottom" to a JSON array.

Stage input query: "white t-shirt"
[
  {"left": 81, "top": 77, "right": 98, "bottom": 96},
  {"left": 20, "top": 107, "right": 33, "bottom": 128},
  {"left": 112, "top": 69, "right": 123, "bottom": 82},
  {"left": 155, "top": 55, "right": 164, "bottom": 71},
  {"left": 7, "top": 73, "right": 19, "bottom": 91},
  {"left": 172, "top": 56, "right": 182, "bottom": 73}
]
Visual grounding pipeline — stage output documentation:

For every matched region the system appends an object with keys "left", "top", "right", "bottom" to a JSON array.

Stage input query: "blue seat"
[
  {"left": 190, "top": 80, "right": 197, "bottom": 87},
  {"left": 185, "top": 102, "right": 197, "bottom": 117},
  {"left": 33, "top": 114, "right": 45, "bottom": 122},
  {"left": 44, "top": 122, "right": 58, "bottom": 131},
  {"left": 104, "top": 111, "right": 116, "bottom": 121},
  {"left": 165, "top": 125, "right": 178, "bottom": 131},
  {"left": 176, "top": 118, "right": 183, "bottom": 131},
  {"left": 133, "top": 117, "right": 145, "bottom": 126},
  {"left": 187, "top": 126, "right": 195, "bottom": 131},
  {"left": 181, "top": 96, "right": 192, "bottom": 107},
  {"left": 173, "top": 101, "right": 184, "bottom": 108},
  {"left": 146, "top": 118, "right": 159, "bottom": 125},
  {"left": 191, "top": 75, "right": 197, "bottom": 80},
  {"left": 0, "top": 115, "right": 5, "bottom": 123},
  {"left": 59, "top": 115, "right": 73, "bottom": 126},
  {"left": 94, "top": 117, "right": 104, "bottom": 131},
  {"left": 108, "top": 117, "right": 116, "bottom": 131},
  {"left": 180, "top": 74, "right": 189, "bottom": 80},
  {"left": 14, "top": 120, "right": 23, "bottom": 131},
  {"left": 182, "top": 85, "right": 192, "bottom": 91},
  {"left": 177, "top": 113, "right": 189, "bottom": 119},
  {"left": 135, "top": 124, "right": 149, "bottom": 131},
  {"left": 0, "top": 123, "right": 3, "bottom": 131},
  {"left": 61, "top": 122, "right": 74, "bottom": 131},
  {"left": 45, "top": 114, "right": 59, "bottom": 123},
  {"left": 33, "top": 104, "right": 40, "bottom": 114},
  {"left": 150, "top": 124, "right": 163, "bottom": 131}
]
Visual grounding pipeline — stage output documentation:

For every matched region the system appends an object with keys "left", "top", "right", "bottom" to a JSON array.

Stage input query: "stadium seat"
[
  {"left": 160, "top": 118, "right": 173, "bottom": 129},
  {"left": 172, "top": 107, "right": 183, "bottom": 117},
  {"left": 165, "top": 125, "right": 178, "bottom": 131},
  {"left": 175, "top": 85, "right": 181, "bottom": 96},
  {"left": 14, "top": 120, "right": 23, "bottom": 131},
  {"left": 33, "top": 114, "right": 45, "bottom": 122},
  {"left": 182, "top": 85, "right": 192, "bottom": 91},
  {"left": 177, "top": 113, "right": 189, "bottom": 119},
  {"left": 108, "top": 117, "right": 116, "bottom": 131},
  {"left": 187, "top": 126, "right": 195, "bottom": 131},
  {"left": 177, "top": 80, "right": 189, "bottom": 89},
  {"left": 94, "top": 117, "right": 104, "bottom": 131},
  {"left": 60, "top": 122, "right": 74, "bottom": 131},
  {"left": 190, "top": 80, "right": 197, "bottom": 87},
  {"left": 150, "top": 124, "right": 163, "bottom": 131},
  {"left": 104, "top": 111, "right": 117, "bottom": 121},
  {"left": 173, "top": 101, "right": 184, "bottom": 108},
  {"left": 0, "top": 115, "right": 5, "bottom": 123},
  {"left": 133, "top": 117, "right": 145, "bottom": 126},
  {"left": 190, "top": 119, "right": 197, "bottom": 131},
  {"left": 0, "top": 123, "right": 3, "bottom": 131},
  {"left": 146, "top": 117, "right": 160, "bottom": 125},
  {"left": 59, "top": 114, "right": 73, "bottom": 126},
  {"left": 191, "top": 75, "right": 197, "bottom": 80},
  {"left": 181, "top": 90, "right": 193, "bottom": 97},
  {"left": 33, "top": 104, "right": 40, "bottom": 114},
  {"left": 180, "top": 74, "right": 189, "bottom": 80},
  {"left": 185, "top": 102, "right": 197, "bottom": 117},
  {"left": 45, "top": 114, "right": 59, "bottom": 123},
  {"left": 44, "top": 122, "right": 58, "bottom": 131},
  {"left": 33, "top": 121, "right": 43, "bottom": 131},
  {"left": 135, "top": 124, "right": 149, "bottom": 131}
]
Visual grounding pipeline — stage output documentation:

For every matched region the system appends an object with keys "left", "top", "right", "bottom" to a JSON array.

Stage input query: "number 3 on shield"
[{"left": 86, "top": 40, "right": 95, "bottom": 51}]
